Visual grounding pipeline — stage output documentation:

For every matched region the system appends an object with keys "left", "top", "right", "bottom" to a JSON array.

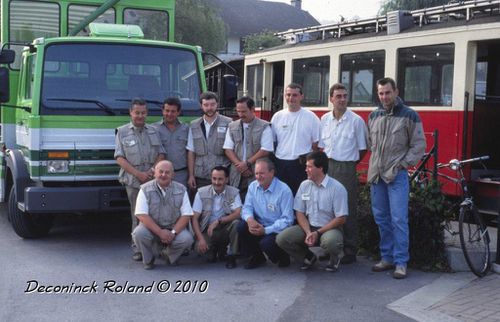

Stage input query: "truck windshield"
[{"left": 41, "top": 43, "right": 202, "bottom": 116}]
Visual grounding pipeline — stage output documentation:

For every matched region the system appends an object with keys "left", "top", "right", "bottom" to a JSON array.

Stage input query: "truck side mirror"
[
  {"left": 0, "top": 67, "right": 10, "bottom": 103},
  {"left": 221, "top": 74, "right": 238, "bottom": 109},
  {"left": 0, "top": 49, "right": 15, "bottom": 64}
]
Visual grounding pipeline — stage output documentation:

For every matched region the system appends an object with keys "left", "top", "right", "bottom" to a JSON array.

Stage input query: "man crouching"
[{"left": 132, "top": 160, "right": 194, "bottom": 270}]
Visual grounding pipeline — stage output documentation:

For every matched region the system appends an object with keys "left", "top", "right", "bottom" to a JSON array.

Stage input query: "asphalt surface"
[{"left": 0, "top": 205, "right": 442, "bottom": 322}]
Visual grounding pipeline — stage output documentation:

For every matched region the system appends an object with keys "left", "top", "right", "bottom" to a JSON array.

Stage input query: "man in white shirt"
[
  {"left": 319, "top": 83, "right": 368, "bottom": 264},
  {"left": 132, "top": 160, "right": 194, "bottom": 270},
  {"left": 224, "top": 96, "right": 273, "bottom": 199},
  {"left": 271, "top": 83, "right": 321, "bottom": 195}
]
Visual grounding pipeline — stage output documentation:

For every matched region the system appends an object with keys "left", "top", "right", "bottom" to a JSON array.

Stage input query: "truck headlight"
[{"left": 47, "top": 160, "right": 69, "bottom": 173}]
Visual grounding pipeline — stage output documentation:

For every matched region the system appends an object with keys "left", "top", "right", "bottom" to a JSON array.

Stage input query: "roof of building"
[{"left": 210, "top": 0, "right": 320, "bottom": 37}]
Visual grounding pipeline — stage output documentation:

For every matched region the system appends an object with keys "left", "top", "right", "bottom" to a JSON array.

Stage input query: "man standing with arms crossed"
[
  {"left": 152, "top": 97, "right": 189, "bottom": 187},
  {"left": 115, "top": 98, "right": 166, "bottom": 262},
  {"left": 187, "top": 92, "right": 232, "bottom": 191},
  {"left": 224, "top": 96, "right": 273, "bottom": 199},
  {"left": 368, "top": 78, "right": 426, "bottom": 279},
  {"left": 271, "top": 83, "right": 321, "bottom": 195},
  {"left": 319, "top": 83, "right": 368, "bottom": 264}
]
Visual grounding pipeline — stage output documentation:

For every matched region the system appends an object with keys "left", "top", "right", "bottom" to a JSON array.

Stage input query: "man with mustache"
[{"left": 115, "top": 98, "right": 166, "bottom": 262}]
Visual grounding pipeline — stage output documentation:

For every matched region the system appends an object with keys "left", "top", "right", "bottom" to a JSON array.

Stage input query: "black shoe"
[
  {"left": 217, "top": 246, "right": 228, "bottom": 261},
  {"left": 325, "top": 256, "right": 341, "bottom": 272},
  {"left": 278, "top": 254, "right": 290, "bottom": 268},
  {"left": 244, "top": 254, "right": 266, "bottom": 269},
  {"left": 132, "top": 252, "right": 142, "bottom": 262},
  {"left": 207, "top": 247, "right": 218, "bottom": 263},
  {"left": 225, "top": 255, "right": 237, "bottom": 269},
  {"left": 340, "top": 254, "right": 357, "bottom": 265},
  {"left": 300, "top": 251, "right": 317, "bottom": 270}
]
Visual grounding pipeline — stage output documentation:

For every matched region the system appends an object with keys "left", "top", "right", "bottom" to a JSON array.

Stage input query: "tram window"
[
  {"left": 340, "top": 50, "right": 385, "bottom": 106},
  {"left": 247, "top": 64, "right": 263, "bottom": 106},
  {"left": 475, "top": 62, "right": 487, "bottom": 100},
  {"left": 398, "top": 44, "right": 454, "bottom": 106},
  {"left": 292, "top": 56, "right": 330, "bottom": 107}
]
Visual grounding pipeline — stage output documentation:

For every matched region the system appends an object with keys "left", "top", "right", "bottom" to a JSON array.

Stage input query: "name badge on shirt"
[
  {"left": 124, "top": 139, "right": 137, "bottom": 147},
  {"left": 217, "top": 126, "right": 227, "bottom": 133},
  {"left": 267, "top": 203, "right": 275, "bottom": 212},
  {"left": 301, "top": 193, "right": 310, "bottom": 201}
]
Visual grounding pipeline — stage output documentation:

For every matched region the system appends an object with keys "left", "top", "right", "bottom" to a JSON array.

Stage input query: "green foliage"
[
  {"left": 357, "top": 179, "right": 451, "bottom": 271},
  {"left": 175, "top": 0, "right": 227, "bottom": 54},
  {"left": 378, "top": 0, "right": 450, "bottom": 15},
  {"left": 243, "top": 30, "right": 283, "bottom": 54}
]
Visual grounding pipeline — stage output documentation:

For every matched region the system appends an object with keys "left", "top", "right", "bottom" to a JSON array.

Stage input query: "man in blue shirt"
[{"left": 238, "top": 158, "right": 294, "bottom": 269}]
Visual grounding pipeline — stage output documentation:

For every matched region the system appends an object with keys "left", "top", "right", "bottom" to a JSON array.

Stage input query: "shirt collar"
[
  {"left": 209, "top": 185, "right": 226, "bottom": 197},
  {"left": 259, "top": 177, "right": 277, "bottom": 192}
]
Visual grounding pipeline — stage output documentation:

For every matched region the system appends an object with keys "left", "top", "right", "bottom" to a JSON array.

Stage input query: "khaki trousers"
[{"left": 276, "top": 225, "right": 343, "bottom": 262}]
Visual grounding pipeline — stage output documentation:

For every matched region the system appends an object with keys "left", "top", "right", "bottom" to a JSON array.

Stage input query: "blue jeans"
[{"left": 370, "top": 170, "right": 409, "bottom": 266}]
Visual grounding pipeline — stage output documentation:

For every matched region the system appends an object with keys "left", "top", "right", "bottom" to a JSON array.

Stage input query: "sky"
[{"left": 263, "top": 0, "right": 383, "bottom": 24}]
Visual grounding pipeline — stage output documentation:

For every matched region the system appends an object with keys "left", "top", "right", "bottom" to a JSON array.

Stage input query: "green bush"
[{"left": 357, "top": 179, "right": 451, "bottom": 271}]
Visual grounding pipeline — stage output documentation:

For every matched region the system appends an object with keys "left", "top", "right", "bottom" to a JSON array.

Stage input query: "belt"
[{"left": 174, "top": 167, "right": 187, "bottom": 172}]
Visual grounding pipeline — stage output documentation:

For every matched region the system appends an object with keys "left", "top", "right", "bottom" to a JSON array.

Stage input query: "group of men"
[{"left": 114, "top": 77, "right": 426, "bottom": 279}]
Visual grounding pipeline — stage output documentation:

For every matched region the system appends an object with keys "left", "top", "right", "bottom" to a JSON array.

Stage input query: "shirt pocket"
[{"left": 122, "top": 135, "right": 140, "bottom": 164}]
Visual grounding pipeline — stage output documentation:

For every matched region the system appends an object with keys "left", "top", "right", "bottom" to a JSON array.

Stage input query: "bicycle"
[{"left": 409, "top": 155, "right": 491, "bottom": 277}]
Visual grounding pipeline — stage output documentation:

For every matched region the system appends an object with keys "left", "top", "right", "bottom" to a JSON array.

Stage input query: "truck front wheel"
[{"left": 8, "top": 186, "right": 53, "bottom": 238}]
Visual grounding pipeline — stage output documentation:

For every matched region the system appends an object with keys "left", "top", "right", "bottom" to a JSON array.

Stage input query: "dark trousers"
[
  {"left": 237, "top": 221, "right": 287, "bottom": 263},
  {"left": 274, "top": 158, "right": 306, "bottom": 196}
]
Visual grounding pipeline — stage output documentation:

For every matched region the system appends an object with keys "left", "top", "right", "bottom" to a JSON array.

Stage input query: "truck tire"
[{"left": 8, "top": 185, "right": 53, "bottom": 238}]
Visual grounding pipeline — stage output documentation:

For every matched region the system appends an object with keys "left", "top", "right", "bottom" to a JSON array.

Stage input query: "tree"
[
  {"left": 175, "top": 0, "right": 227, "bottom": 54},
  {"left": 379, "top": 0, "right": 449, "bottom": 15},
  {"left": 243, "top": 30, "right": 283, "bottom": 55}
]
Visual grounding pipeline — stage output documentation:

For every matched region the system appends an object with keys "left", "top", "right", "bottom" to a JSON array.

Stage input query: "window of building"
[
  {"left": 340, "top": 50, "right": 385, "bottom": 106},
  {"left": 398, "top": 44, "right": 454, "bottom": 106},
  {"left": 293, "top": 56, "right": 329, "bottom": 106}
]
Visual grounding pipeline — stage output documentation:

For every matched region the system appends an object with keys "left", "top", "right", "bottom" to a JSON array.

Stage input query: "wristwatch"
[{"left": 170, "top": 229, "right": 177, "bottom": 236}]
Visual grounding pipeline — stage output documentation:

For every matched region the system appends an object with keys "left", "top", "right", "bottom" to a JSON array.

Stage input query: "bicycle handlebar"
[{"left": 438, "top": 155, "right": 490, "bottom": 169}]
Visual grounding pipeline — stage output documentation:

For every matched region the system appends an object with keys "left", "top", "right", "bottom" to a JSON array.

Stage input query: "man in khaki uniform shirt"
[{"left": 115, "top": 98, "right": 166, "bottom": 261}]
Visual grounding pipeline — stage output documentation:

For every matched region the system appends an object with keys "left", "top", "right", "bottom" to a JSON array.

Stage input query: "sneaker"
[
  {"left": 143, "top": 259, "right": 155, "bottom": 270},
  {"left": 132, "top": 252, "right": 142, "bottom": 262},
  {"left": 340, "top": 254, "right": 357, "bottom": 265},
  {"left": 300, "top": 251, "right": 317, "bottom": 270},
  {"left": 325, "top": 256, "right": 341, "bottom": 272},
  {"left": 393, "top": 265, "right": 407, "bottom": 279},
  {"left": 244, "top": 253, "right": 266, "bottom": 269},
  {"left": 372, "top": 260, "right": 395, "bottom": 272}
]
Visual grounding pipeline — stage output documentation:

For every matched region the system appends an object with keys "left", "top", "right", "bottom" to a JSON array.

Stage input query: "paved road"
[{"left": 0, "top": 205, "right": 441, "bottom": 322}]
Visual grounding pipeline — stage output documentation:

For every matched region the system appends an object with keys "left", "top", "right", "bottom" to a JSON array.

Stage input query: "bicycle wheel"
[{"left": 458, "top": 205, "right": 491, "bottom": 277}]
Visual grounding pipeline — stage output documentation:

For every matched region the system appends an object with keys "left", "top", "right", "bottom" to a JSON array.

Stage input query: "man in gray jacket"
[{"left": 368, "top": 77, "right": 426, "bottom": 279}]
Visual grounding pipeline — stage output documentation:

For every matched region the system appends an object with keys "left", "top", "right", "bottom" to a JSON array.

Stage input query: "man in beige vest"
[
  {"left": 191, "top": 166, "right": 242, "bottom": 269},
  {"left": 187, "top": 92, "right": 232, "bottom": 191},
  {"left": 132, "top": 160, "right": 194, "bottom": 270},
  {"left": 224, "top": 96, "right": 273, "bottom": 199},
  {"left": 115, "top": 98, "right": 166, "bottom": 262}
]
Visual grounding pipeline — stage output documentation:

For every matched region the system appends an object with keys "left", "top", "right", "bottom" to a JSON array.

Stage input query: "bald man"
[{"left": 132, "top": 160, "right": 194, "bottom": 270}]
